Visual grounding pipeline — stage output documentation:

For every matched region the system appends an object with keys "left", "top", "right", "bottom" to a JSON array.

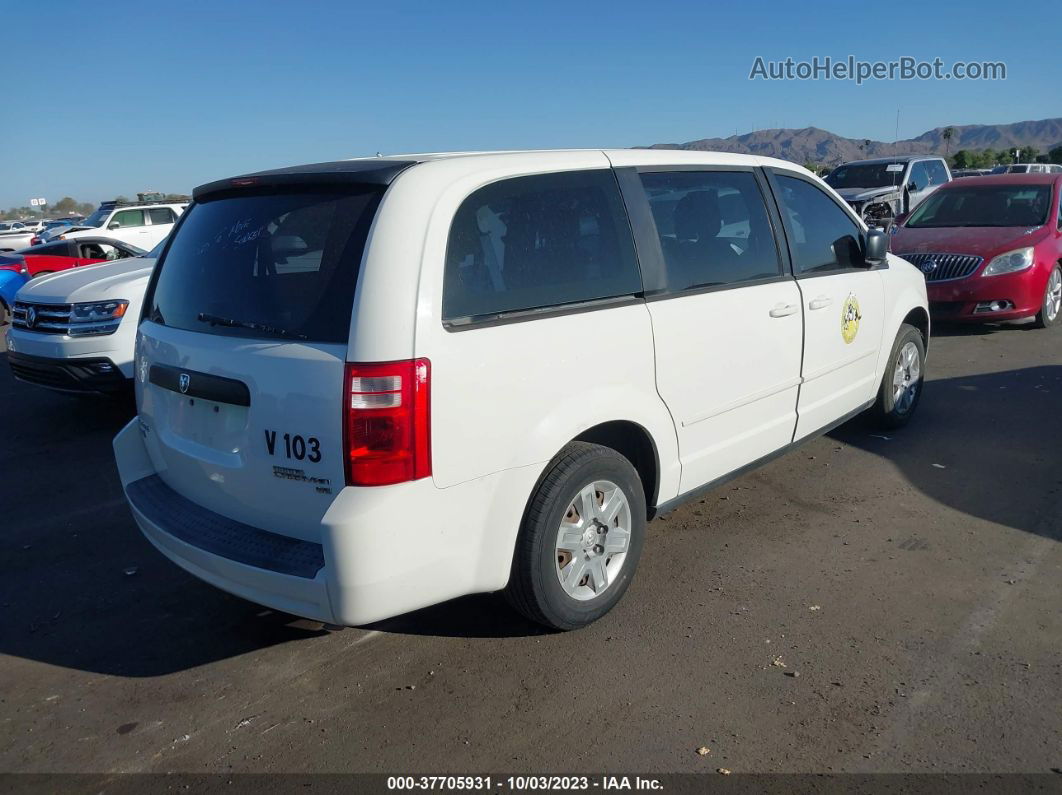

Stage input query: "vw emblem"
[
  {"left": 26, "top": 306, "right": 37, "bottom": 328},
  {"left": 178, "top": 373, "right": 191, "bottom": 394},
  {"left": 920, "top": 259, "right": 938, "bottom": 275}
]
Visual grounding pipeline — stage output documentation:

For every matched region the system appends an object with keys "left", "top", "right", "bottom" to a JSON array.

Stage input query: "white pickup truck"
[{"left": 0, "top": 222, "right": 38, "bottom": 252}]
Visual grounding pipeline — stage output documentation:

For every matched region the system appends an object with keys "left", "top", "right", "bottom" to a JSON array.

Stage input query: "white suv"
[
  {"left": 62, "top": 201, "right": 186, "bottom": 250},
  {"left": 114, "top": 150, "right": 929, "bottom": 630},
  {"left": 6, "top": 245, "right": 160, "bottom": 394}
]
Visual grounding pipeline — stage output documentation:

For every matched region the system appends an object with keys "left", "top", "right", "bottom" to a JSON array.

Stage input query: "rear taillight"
[
  {"left": 344, "top": 359, "right": 431, "bottom": 487},
  {"left": 29, "top": 236, "right": 40, "bottom": 246}
]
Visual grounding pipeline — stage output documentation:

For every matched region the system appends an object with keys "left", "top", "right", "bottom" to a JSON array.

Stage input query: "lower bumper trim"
[
  {"left": 125, "top": 475, "right": 325, "bottom": 579},
  {"left": 7, "top": 351, "right": 128, "bottom": 393}
]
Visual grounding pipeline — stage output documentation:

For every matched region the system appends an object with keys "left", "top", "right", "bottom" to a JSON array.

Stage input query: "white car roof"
[{"left": 339, "top": 148, "right": 813, "bottom": 177}]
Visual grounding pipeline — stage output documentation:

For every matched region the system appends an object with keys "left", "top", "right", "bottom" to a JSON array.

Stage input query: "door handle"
[
  {"left": 769, "top": 303, "right": 799, "bottom": 318},
  {"left": 809, "top": 296, "right": 833, "bottom": 310}
]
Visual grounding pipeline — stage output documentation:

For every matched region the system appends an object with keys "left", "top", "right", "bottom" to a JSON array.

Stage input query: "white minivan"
[{"left": 114, "top": 150, "right": 929, "bottom": 630}]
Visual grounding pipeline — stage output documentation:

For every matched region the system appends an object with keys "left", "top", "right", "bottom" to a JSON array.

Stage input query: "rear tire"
[
  {"left": 505, "top": 442, "right": 646, "bottom": 631},
  {"left": 871, "top": 323, "right": 925, "bottom": 429},
  {"left": 0, "top": 300, "right": 8, "bottom": 327},
  {"left": 1033, "top": 265, "right": 1061, "bottom": 329}
]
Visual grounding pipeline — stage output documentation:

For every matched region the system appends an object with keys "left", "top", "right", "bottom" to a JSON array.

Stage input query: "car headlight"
[
  {"left": 982, "top": 247, "right": 1034, "bottom": 277},
  {"left": 68, "top": 300, "right": 129, "bottom": 336}
]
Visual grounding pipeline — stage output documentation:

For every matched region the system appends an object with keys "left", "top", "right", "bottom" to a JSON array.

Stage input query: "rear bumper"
[
  {"left": 7, "top": 350, "right": 128, "bottom": 393},
  {"left": 113, "top": 419, "right": 542, "bottom": 625}
]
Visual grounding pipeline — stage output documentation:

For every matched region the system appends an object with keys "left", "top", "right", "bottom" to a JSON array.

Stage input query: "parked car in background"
[
  {"left": 113, "top": 150, "right": 928, "bottom": 632},
  {"left": 0, "top": 256, "right": 29, "bottom": 326},
  {"left": 61, "top": 199, "right": 186, "bottom": 250},
  {"left": 998, "top": 163, "right": 1062, "bottom": 174},
  {"left": 0, "top": 225, "right": 37, "bottom": 252},
  {"left": 825, "top": 155, "right": 951, "bottom": 228},
  {"left": 11, "top": 237, "right": 146, "bottom": 278},
  {"left": 891, "top": 173, "right": 1061, "bottom": 327},
  {"left": 7, "top": 244, "right": 159, "bottom": 393},
  {"left": 29, "top": 219, "right": 77, "bottom": 246}
]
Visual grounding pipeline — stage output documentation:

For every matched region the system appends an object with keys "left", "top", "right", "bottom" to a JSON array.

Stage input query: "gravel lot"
[{"left": 1, "top": 321, "right": 1060, "bottom": 775}]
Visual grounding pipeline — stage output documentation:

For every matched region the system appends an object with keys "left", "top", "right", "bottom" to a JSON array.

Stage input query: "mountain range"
[{"left": 649, "top": 117, "right": 1062, "bottom": 165}]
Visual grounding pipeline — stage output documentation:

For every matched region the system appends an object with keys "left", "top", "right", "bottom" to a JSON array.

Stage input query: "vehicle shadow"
[
  {"left": 929, "top": 318, "right": 1036, "bottom": 338},
  {"left": 0, "top": 337, "right": 1058, "bottom": 674},
  {"left": 830, "top": 363, "right": 1062, "bottom": 543}
]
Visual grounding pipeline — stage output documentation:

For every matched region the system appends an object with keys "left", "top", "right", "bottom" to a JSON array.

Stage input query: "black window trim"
[
  {"left": 440, "top": 167, "right": 647, "bottom": 332},
  {"left": 614, "top": 164, "right": 795, "bottom": 302},
  {"left": 762, "top": 166, "right": 888, "bottom": 278}
]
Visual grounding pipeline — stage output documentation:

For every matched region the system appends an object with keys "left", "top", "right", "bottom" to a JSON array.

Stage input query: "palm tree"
[{"left": 942, "top": 126, "right": 955, "bottom": 156}]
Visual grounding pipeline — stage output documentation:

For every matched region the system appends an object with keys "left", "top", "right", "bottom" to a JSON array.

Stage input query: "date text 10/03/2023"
[{"left": 386, "top": 776, "right": 665, "bottom": 791}]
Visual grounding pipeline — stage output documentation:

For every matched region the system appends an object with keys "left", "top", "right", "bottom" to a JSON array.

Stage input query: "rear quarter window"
[
  {"left": 147, "top": 186, "right": 384, "bottom": 343},
  {"left": 442, "top": 170, "right": 642, "bottom": 323}
]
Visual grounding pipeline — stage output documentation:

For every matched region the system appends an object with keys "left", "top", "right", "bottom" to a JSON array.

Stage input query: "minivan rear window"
[{"left": 147, "top": 186, "right": 383, "bottom": 343}]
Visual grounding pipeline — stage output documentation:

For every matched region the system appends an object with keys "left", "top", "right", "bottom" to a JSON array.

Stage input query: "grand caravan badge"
[{"left": 840, "top": 294, "right": 862, "bottom": 344}]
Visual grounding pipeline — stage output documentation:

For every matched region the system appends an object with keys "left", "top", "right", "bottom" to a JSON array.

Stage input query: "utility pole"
[{"left": 895, "top": 109, "right": 900, "bottom": 142}]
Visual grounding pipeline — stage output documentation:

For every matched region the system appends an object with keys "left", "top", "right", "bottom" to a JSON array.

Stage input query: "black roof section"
[{"left": 193, "top": 159, "right": 420, "bottom": 201}]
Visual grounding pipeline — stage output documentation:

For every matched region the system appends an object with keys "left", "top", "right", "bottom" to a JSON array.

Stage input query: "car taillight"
[
  {"left": 344, "top": 359, "right": 431, "bottom": 487},
  {"left": 30, "top": 237, "right": 40, "bottom": 246}
]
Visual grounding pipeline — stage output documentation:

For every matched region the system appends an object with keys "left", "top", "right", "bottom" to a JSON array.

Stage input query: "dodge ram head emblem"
[
  {"left": 920, "top": 258, "right": 938, "bottom": 275},
  {"left": 26, "top": 306, "right": 37, "bottom": 328},
  {"left": 179, "top": 373, "right": 191, "bottom": 394}
]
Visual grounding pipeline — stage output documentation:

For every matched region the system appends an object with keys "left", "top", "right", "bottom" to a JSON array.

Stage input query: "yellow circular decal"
[{"left": 841, "top": 294, "right": 862, "bottom": 344}]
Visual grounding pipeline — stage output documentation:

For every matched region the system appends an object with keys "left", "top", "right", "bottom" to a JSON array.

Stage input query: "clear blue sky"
[{"left": 2, "top": 0, "right": 1058, "bottom": 208}]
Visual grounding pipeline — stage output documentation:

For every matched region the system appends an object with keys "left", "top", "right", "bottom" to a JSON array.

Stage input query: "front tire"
[
  {"left": 1033, "top": 265, "right": 1061, "bottom": 329},
  {"left": 871, "top": 322, "right": 925, "bottom": 429},
  {"left": 506, "top": 442, "right": 647, "bottom": 631}
]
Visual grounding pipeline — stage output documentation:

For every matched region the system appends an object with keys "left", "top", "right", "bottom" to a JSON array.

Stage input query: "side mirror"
[
  {"left": 864, "top": 228, "right": 888, "bottom": 266},
  {"left": 108, "top": 221, "right": 120, "bottom": 230}
]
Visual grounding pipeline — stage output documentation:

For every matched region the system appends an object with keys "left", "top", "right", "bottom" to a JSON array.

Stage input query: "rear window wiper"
[{"left": 197, "top": 312, "right": 308, "bottom": 340}]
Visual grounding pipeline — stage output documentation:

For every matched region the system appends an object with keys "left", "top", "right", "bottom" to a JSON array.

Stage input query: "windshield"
[
  {"left": 81, "top": 206, "right": 113, "bottom": 228},
  {"left": 826, "top": 163, "right": 905, "bottom": 190},
  {"left": 905, "top": 185, "right": 1052, "bottom": 228},
  {"left": 147, "top": 186, "right": 384, "bottom": 343}
]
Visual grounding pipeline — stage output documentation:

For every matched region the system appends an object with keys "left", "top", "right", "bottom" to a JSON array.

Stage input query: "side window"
[
  {"left": 148, "top": 207, "right": 176, "bottom": 225},
  {"left": 908, "top": 162, "right": 931, "bottom": 191},
  {"left": 443, "top": 170, "right": 641, "bottom": 322},
  {"left": 111, "top": 209, "right": 145, "bottom": 228},
  {"left": 926, "top": 160, "right": 950, "bottom": 185},
  {"left": 80, "top": 243, "right": 107, "bottom": 260},
  {"left": 775, "top": 175, "right": 864, "bottom": 274},
  {"left": 1057, "top": 194, "right": 1062, "bottom": 230},
  {"left": 638, "top": 170, "right": 780, "bottom": 291}
]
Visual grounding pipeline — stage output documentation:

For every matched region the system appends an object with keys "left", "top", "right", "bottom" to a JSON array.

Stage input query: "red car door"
[{"left": 22, "top": 254, "right": 80, "bottom": 277}]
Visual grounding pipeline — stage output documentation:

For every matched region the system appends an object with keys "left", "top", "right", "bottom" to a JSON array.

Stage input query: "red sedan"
[
  {"left": 890, "top": 174, "right": 1062, "bottom": 327},
  {"left": 13, "top": 237, "right": 147, "bottom": 278}
]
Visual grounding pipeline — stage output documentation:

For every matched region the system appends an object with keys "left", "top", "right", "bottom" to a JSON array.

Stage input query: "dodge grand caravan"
[{"left": 114, "top": 150, "right": 930, "bottom": 630}]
